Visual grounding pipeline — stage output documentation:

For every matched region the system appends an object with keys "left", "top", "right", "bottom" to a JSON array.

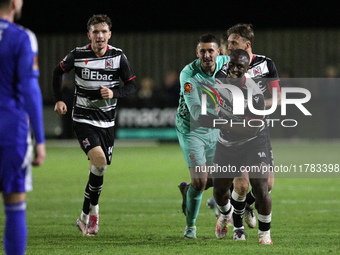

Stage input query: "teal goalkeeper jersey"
[{"left": 176, "top": 55, "right": 229, "bottom": 134}]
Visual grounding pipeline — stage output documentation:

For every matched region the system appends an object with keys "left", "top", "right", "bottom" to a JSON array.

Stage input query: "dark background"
[{"left": 19, "top": 1, "right": 339, "bottom": 34}]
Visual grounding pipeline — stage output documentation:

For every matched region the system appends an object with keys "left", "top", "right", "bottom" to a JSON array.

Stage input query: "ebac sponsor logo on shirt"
[{"left": 81, "top": 68, "right": 114, "bottom": 81}]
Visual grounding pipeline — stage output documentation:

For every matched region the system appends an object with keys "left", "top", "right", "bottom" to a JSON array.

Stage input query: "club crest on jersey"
[
  {"left": 253, "top": 66, "right": 262, "bottom": 77},
  {"left": 184, "top": 83, "right": 194, "bottom": 94},
  {"left": 82, "top": 68, "right": 90, "bottom": 79},
  {"left": 82, "top": 138, "right": 90, "bottom": 148},
  {"left": 105, "top": 58, "right": 113, "bottom": 69}
]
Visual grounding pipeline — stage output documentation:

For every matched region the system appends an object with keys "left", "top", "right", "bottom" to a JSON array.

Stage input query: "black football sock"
[
  {"left": 245, "top": 189, "right": 256, "bottom": 206},
  {"left": 82, "top": 181, "right": 91, "bottom": 215},
  {"left": 89, "top": 172, "right": 103, "bottom": 206}
]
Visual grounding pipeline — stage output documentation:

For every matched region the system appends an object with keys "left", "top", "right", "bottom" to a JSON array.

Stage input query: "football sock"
[
  {"left": 4, "top": 201, "right": 27, "bottom": 255},
  {"left": 218, "top": 200, "right": 232, "bottom": 215},
  {"left": 82, "top": 181, "right": 91, "bottom": 215},
  {"left": 231, "top": 190, "right": 246, "bottom": 228},
  {"left": 186, "top": 184, "right": 203, "bottom": 227},
  {"left": 89, "top": 172, "right": 103, "bottom": 206},
  {"left": 90, "top": 204, "right": 99, "bottom": 215},
  {"left": 245, "top": 189, "right": 256, "bottom": 206},
  {"left": 258, "top": 213, "right": 272, "bottom": 232}
]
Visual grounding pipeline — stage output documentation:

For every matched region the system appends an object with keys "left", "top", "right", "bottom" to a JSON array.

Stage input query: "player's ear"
[
  {"left": 245, "top": 41, "right": 251, "bottom": 50},
  {"left": 216, "top": 47, "right": 220, "bottom": 55},
  {"left": 87, "top": 32, "right": 91, "bottom": 40}
]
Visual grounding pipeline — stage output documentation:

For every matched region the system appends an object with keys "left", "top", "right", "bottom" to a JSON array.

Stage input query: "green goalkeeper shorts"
[{"left": 176, "top": 126, "right": 219, "bottom": 168}]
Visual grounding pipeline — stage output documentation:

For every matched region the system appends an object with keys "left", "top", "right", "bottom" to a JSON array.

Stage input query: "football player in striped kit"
[
  {"left": 207, "top": 23, "right": 280, "bottom": 243},
  {"left": 199, "top": 49, "right": 273, "bottom": 244},
  {"left": 53, "top": 14, "right": 136, "bottom": 236}
]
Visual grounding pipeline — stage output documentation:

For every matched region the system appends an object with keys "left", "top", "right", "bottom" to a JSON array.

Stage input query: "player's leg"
[
  {"left": 231, "top": 172, "right": 249, "bottom": 240},
  {"left": 184, "top": 166, "right": 208, "bottom": 238},
  {"left": 3, "top": 193, "right": 27, "bottom": 255},
  {"left": 249, "top": 163, "right": 273, "bottom": 245},
  {"left": 74, "top": 123, "right": 112, "bottom": 236},
  {"left": 86, "top": 146, "right": 107, "bottom": 236},
  {"left": 1, "top": 143, "right": 31, "bottom": 255},
  {"left": 213, "top": 177, "right": 234, "bottom": 239},
  {"left": 245, "top": 147, "right": 274, "bottom": 228},
  {"left": 177, "top": 130, "right": 210, "bottom": 238}
]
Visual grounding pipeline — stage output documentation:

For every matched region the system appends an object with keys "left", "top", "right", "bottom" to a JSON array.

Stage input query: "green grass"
[{"left": 1, "top": 139, "right": 340, "bottom": 254}]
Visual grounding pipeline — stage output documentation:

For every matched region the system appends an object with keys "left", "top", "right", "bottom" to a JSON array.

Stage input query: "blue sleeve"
[{"left": 18, "top": 30, "right": 45, "bottom": 144}]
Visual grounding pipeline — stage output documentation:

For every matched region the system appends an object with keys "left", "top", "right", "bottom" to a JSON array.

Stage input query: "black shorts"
[
  {"left": 73, "top": 122, "right": 115, "bottom": 165},
  {"left": 213, "top": 137, "right": 270, "bottom": 178}
]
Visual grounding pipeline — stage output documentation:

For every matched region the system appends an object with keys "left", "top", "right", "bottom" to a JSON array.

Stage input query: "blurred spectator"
[
  {"left": 319, "top": 66, "right": 340, "bottom": 139},
  {"left": 136, "top": 77, "right": 162, "bottom": 108},
  {"left": 161, "top": 71, "right": 180, "bottom": 107}
]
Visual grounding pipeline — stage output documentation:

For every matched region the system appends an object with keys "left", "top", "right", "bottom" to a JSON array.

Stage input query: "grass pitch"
[{"left": 0, "top": 139, "right": 340, "bottom": 254}]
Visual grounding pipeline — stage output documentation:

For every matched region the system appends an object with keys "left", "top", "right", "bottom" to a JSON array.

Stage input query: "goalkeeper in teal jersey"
[{"left": 176, "top": 34, "right": 229, "bottom": 238}]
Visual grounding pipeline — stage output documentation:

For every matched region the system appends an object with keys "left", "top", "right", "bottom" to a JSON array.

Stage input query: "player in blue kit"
[{"left": 0, "top": 0, "right": 46, "bottom": 254}]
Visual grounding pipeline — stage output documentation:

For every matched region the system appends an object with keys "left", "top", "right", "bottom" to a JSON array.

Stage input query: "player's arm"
[
  {"left": 180, "top": 71, "right": 202, "bottom": 121},
  {"left": 265, "top": 80, "right": 281, "bottom": 107},
  {"left": 109, "top": 53, "right": 136, "bottom": 98},
  {"left": 222, "top": 94, "right": 265, "bottom": 136},
  {"left": 199, "top": 95, "right": 265, "bottom": 137},
  {"left": 265, "top": 59, "right": 281, "bottom": 107},
  {"left": 52, "top": 52, "right": 74, "bottom": 115},
  {"left": 18, "top": 31, "right": 46, "bottom": 165}
]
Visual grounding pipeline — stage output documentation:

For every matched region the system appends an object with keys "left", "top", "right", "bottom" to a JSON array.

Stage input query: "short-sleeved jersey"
[
  {"left": 215, "top": 69, "right": 266, "bottom": 147},
  {"left": 176, "top": 55, "right": 229, "bottom": 134},
  {"left": 247, "top": 54, "right": 280, "bottom": 100},
  {"left": 0, "top": 19, "right": 44, "bottom": 146},
  {"left": 59, "top": 44, "right": 136, "bottom": 128}
]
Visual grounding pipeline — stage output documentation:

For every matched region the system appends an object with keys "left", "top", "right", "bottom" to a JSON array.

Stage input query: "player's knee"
[
  {"left": 191, "top": 178, "right": 207, "bottom": 192},
  {"left": 268, "top": 178, "right": 274, "bottom": 191},
  {"left": 213, "top": 185, "right": 228, "bottom": 199},
  {"left": 90, "top": 165, "right": 107, "bottom": 176},
  {"left": 253, "top": 184, "right": 269, "bottom": 202},
  {"left": 234, "top": 179, "right": 249, "bottom": 196}
]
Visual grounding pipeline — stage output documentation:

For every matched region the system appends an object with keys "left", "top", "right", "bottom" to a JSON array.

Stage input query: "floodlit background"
[{"left": 18, "top": 0, "right": 340, "bottom": 141}]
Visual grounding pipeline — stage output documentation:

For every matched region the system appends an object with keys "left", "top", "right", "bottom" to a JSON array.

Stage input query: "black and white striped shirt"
[{"left": 53, "top": 44, "right": 136, "bottom": 128}]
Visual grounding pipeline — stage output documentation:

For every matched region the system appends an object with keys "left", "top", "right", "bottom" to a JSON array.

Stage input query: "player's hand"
[
  {"left": 32, "top": 143, "right": 46, "bottom": 166},
  {"left": 215, "top": 104, "right": 220, "bottom": 115},
  {"left": 54, "top": 101, "right": 67, "bottom": 115},
  {"left": 100, "top": 85, "right": 113, "bottom": 99},
  {"left": 197, "top": 112, "right": 220, "bottom": 129}
]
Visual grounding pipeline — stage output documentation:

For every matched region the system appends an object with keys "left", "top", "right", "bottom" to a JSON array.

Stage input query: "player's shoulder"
[
  {"left": 253, "top": 54, "right": 275, "bottom": 64},
  {"left": 216, "top": 55, "right": 229, "bottom": 64},
  {"left": 107, "top": 45, "right": 122, "bottom": 52},
  {"left": 107, "top": 45, "right": 125, "bottom": 57},
  {"left": 245, "top": 77, "right": 263, "bottom": 95},
  {"left": 180, "top": 58, "right": 199, "bottom": 77},
  {"left": 5, "top": 23, "right": 38, "bottom": 52},
  {"left": 72, "top": 44, "right": 91, "bottom": 53}
]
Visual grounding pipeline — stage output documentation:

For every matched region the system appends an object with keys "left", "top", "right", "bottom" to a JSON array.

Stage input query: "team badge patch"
[
  {"left": 253, "top": 66, "right": 262, "bottom": 77},
  {"left": 82, "top": 138, "right": 90, "bottom": 148},
  {"left": 184, "top": 83, "right": 194, "bottom": 94},
  {"left": 105, "top": 58, "right": 113, "bottom": 69}
]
